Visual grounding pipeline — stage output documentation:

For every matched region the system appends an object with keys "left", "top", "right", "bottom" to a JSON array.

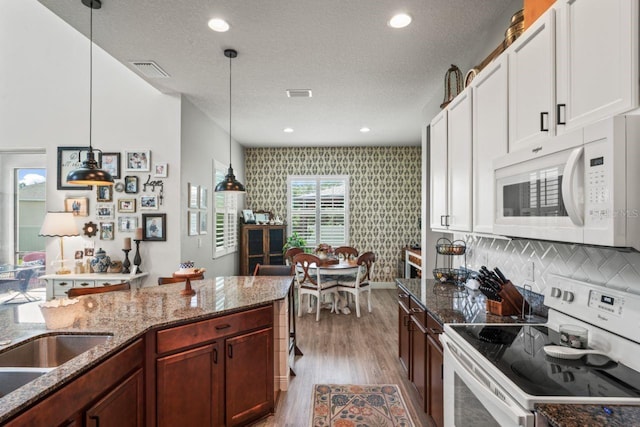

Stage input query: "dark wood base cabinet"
[
  {"left": 150, "top": 304, "right": 274, "bottom": 427},
  {"left": 4, "top": 339, "right": 145, "bottom": 427},
  {"left": 397, "top": 288, "right": 444, "bottom": 427}
]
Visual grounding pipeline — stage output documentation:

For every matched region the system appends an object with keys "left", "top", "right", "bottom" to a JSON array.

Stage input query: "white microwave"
[{"left": 494, "top": 116, "right": 640, "bottom": 250}]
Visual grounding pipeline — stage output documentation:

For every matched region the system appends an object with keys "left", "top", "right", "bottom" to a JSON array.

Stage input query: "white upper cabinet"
[
  {"left": 472, "top": 56, "right": 508, "bottom": 234},
  {"left": 429, "top": 110, "right": 448, "bottom": 231},
  {"left": 508, "top": 9, "right": 556, "bottom": 152},
  {"left": 446, "top": 89, "right": 473, "bottom": 232},
  {"left": 555, "top": 0, "right": 639, "bottom": 133}
]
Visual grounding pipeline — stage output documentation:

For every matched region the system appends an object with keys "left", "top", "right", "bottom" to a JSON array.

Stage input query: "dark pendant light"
[
  {"left": 66, "top": 0, "right": 114, "bottom": 186},
  {"left": 215, "top": 49, "right": 245, "bottom": 193}
]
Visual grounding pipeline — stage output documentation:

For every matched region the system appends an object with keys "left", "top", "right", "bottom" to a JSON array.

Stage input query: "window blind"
[{"left": 214, "top": 161, "right": 238, "bottom": 257}]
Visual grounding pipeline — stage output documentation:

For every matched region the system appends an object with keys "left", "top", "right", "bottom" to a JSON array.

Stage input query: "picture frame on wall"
[
  {"left": 96, "top": 185, "right": 113, "bottom": 202},
  {"left": 199, "top": 211, "right": 208, "bottom": 234},
  {"left": 124, "top": 176, "right": 138, "bottom": 193},
  {"left": 199, "top": 186, "right": 208, "bottom": 209},
  {"left": 99, "top": 222, "right": 115, "bottom": 240},
  {"left": 125, "top": 150, "right": 151, "bottom": 172},
  {"left": 64, "top": 197, "right": 89, "bottom": 217},
  {"left": 101, "top": 152, "right": 121, "bottom": 179},
  {"left": 118, "top": 198, "right": 136, "bottom": 213},
  {"left": 142, "top": 213, "right": 166, "bottom": 241},
  {"left": 154, "top": 163, "right": 168, "bottom": 178},
  {"left": 57, "top": 146, "right": 92, "bottom": 190},
  {"left": 242, "top": 209, "right": 255, "bottom": 224},
  {"left": 118, "top": 216, "right": 138, "bottom": 232},
  {"left": 188, "top": 211, "right": 199, "bottom": 236},
  {"left": 95, "top": 203, "right": 115, "bottom": 219},
  {"left": 188, "top": 183, "right": 199, "bottom": 209},
  {"left": 140, "top": 194, "right": 159, "bottom": 210}
]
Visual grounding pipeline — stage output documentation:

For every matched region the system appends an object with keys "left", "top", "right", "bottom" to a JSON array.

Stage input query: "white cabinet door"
[
  {"left": 429, "top": 110, "right": 448, "bottom": 230},
  {"left": 447, "top": 89, "right": 473, "bottom": 232},
  {"left": 555, "top": 0, "right": 638, "bottom": 133},
  {"left": 472, "top": 56, "right": 508, "bottom": 234},
  {"left": 508, "top": 8, "right": 556, "bottom": 152}
]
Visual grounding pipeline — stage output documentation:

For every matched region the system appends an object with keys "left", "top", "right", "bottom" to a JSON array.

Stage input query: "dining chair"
[
  {"left": 67, "top": 281, "right": 131, "bottom": 297},
  {"left": 157, "top": 274, "right": 204, "bottom": 285},
  {"left": 337, "top": 251, "right": 375, "bottom": 317},
  {"left": 292, "top": 253, "right": 338, "bottom": 321},
  {"left": 333, "top": 246, "right": 359, "bottom": 260},
  {"left": 2, "top": 269, "right": 38, "bottom": 304},
  {"left": 253, "top": 264, "right": 294, "bottom": 276},
  {"left": 284, "top": 247, "right": 304, "bottom": 266}
]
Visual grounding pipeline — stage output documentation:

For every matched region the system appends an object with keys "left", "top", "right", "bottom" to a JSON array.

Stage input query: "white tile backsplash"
[{"left": 458, "top": 234, "right": 640, "bottom": 294}]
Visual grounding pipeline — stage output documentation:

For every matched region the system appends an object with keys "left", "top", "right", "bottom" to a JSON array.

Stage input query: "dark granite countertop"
[
  {"left": 535, "top": 403, "right": 640, "bottom": 427},
  {"left": 0, "top": 276, "right": 292, "bottom": 423},
  {"left": 395, "top": 277, "right": 526, "bottom": 325}
]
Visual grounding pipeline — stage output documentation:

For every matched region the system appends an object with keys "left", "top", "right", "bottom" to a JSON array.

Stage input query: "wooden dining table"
[{"left": 310, "top": 258, "right": 360, "bottom": 314}]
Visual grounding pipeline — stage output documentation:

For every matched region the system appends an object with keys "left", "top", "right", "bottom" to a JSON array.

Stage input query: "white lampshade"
[{"left": 39, "top": 212, "right": 80, "bottom": 237}]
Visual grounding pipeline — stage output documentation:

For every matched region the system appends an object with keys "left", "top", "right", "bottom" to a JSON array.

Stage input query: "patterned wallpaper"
[
  {"left": 460, "top": 234, "right": 640, "bottom": 295},
  {"left": 245, "top": 147, "right": 422, "bottom": 283}
]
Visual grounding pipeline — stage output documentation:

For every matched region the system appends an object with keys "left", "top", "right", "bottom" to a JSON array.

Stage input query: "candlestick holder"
[
  {"left": 122, "top": 249, "right": 131, "bottom": 274},
  {"left": 133, "top": 240, "right": 142, "bottom": 273}
]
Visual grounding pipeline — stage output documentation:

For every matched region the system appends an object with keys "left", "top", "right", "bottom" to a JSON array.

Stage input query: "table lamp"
[{"left": 39, "top": 212, "right": 79, "bottom": 274}]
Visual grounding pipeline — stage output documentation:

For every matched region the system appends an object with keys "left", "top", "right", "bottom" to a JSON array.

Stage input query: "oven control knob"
[
  {"left": 562, "top": 291, "right": 575, "bottom": 302},
  {"left": 550, "top": 287, "right": 562, "bottom": 298}
]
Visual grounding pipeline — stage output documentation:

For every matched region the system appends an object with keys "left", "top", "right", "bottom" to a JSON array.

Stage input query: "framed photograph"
[
  {"left": 254, "top": 211, "right": 270, "bottom": 224},
  {"left": 95, "top": 203, "right": 115, "bottom": 219},
  {"left": 99, "top": 222, "right": 114, "bottom": 240},
  {"left": 188, "top": 211, "right": 199, "bottom": 236},
  {"left": 118, "top": 216, "right": 138, "bottom": 232},
  {"left": 101, "top": 152, "right": 121, "bottom": 179},
  {"left": 154, "top": 163, "right": 168, "bottom": 178},
  {"left": 118, "top": 198, "right": 136, "bottom": 213},
  {"left": 124, "top": 176, "right": 138, "bottom": 193},
  {"left": 199, "top": 211, "right": 208, "bottom": 234},
  {"left": 188, "top": 183, "right": 199, "bottom": 208},
  {"left": 64, "top": 197, "right": 89, "bottom": 217},
  {"left": 84, "top": 247, "right": 95, "bottom": 257},
  {"left": 57, "top": 146, "right": 92, "bottom": 190},
  {"left": 142, "top": 213, "right": 166, "bottom": 241},
  {"left": 199, "top": 186, "right": 208, "bottom": 209},
  {"left": 74, "top": 250, "right": 84, "bottom": 260},
  {"left": 140, "top": 194, "right": 159, "bottom": 210},
  {"left": 242, "top": 209, "right": 255, "bottom": 224},
  {"left": 125, "top": 150, "right": 151, "bottom": 172},
  {"left": 96, "top": 185, "right": 113, "bottom": 202}
]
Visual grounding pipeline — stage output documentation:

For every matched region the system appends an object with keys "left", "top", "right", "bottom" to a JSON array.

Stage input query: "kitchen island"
[{"left": 0, "top": 276, "right": 293, "bottom": 426}]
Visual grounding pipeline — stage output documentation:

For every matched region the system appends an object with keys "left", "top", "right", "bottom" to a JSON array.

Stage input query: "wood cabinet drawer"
[
  {"left": 397, "top": 288, "right": 410, "bottom": 310},
  {"left": 156, "top": 305, "right": 273, "bottom": 355},
  {"left": 408, "top": 301, "right": 426, "bottom": 330},
  {"left": 426, "top": 312, "right": 443, "bottom": 338}
]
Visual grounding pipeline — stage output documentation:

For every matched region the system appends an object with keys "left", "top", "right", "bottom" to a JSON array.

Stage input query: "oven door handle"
[{"left": 444, "top": 340, "right": 535, "bottom": 427}]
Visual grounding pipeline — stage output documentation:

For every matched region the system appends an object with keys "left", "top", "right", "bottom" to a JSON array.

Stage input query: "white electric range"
[{"left": 440, "top": 274, "right": 640, "bottom": 426}]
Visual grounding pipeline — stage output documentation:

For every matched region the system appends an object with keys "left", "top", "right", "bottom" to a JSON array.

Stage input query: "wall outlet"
[
  {"left": 525, "top": 261, "right": 535, "bottom": 281},
  {"left": 197, "top": 237, "right": 202, "bottom": 248},
  {"left": 482, "top": 252, "right": 489, "bottom": 267}
]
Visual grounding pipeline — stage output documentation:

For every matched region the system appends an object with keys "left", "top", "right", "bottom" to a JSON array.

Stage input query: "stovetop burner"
[{"left": 452, "top": 324, "right": 640, "bottom": 398}]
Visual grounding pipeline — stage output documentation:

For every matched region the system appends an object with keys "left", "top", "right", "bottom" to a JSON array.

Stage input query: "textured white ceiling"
[{"left": 38, "top": 0, "right": 519, "bottom": 147}]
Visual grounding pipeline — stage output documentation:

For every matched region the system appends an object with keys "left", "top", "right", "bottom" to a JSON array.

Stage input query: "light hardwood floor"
[{"left": 253, "top": 288, "right": 434, "bottom": 427}]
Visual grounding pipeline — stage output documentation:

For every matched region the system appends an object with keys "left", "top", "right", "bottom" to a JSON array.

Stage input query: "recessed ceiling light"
[
  {"left": 360, "top": 127, "right": 371, "bottom": 133},
  {"left": 283, "top": 128, "right": 294, "bottom": 133},
  {"left": 388, "top": 13, "right": 412, "bottom": 29},
  {"left": 208, "top": 18, "right": 230, "bottom": 32}
]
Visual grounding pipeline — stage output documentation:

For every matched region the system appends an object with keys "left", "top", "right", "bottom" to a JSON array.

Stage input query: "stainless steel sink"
[
  {"left": 0, "top": 368, "right": 51, "bottom": 398},
  {"left": 0, "top": 334, "right": 112, "bottom": 368}
]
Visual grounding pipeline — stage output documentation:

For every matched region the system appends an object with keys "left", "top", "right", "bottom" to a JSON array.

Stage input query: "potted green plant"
[{"left": 283, "top": 232, "right": 307, "bottom": 253}]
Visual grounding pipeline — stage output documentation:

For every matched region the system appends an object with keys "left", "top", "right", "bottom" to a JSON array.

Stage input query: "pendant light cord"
[
  {"left": 89, "top": 3, "right": 93, "bottom": 151},
  {"left": 228, "top": 53, "right": 232, "bottom": 167}
]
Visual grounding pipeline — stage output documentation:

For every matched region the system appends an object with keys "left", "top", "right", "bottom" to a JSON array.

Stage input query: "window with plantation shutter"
[
  {"left": 287, "top": 176, "right": 349, "bottom": 248},
  {"left": 213, "top": 160, "right": 238, "bottom": 258}
]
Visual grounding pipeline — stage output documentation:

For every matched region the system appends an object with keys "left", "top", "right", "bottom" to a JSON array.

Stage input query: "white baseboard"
[{"left": 275, "top": 374, "right": 289, "bottom": 391}]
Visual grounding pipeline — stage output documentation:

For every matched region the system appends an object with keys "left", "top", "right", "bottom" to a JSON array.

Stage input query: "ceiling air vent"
[
  {"left": 286, "top": 89, "right": 312, "bottom": 98},
  {"left": 129, "top": 61, "right": 170, "bottom": 78}
]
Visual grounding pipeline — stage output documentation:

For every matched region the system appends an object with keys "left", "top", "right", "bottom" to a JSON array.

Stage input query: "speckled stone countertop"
[
  {"left": 535, "top": 403, "right": 640, "bottom": 427},
  {"left": 395, "top": 278, "right": 529, "bottom": 325},
  {"left": 0, "top": 276, "right": 292, "bottom": 423}
]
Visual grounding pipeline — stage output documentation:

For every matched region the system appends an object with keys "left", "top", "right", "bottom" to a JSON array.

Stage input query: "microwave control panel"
[{"left": 583, "top": 138, "right": 611, "bottom": 226}]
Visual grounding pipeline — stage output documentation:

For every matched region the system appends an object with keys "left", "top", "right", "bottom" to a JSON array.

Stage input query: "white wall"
[
  {"left": 1, "top": 0, "right": 182, "bottom": 284},
  {"left": 180, "top": 97, "right": 245, "bottom": 276}
]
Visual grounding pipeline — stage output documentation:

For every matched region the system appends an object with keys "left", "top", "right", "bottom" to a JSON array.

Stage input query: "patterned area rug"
[{"left": 311, "top": 384, "right": 415, "bottom": 427}]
